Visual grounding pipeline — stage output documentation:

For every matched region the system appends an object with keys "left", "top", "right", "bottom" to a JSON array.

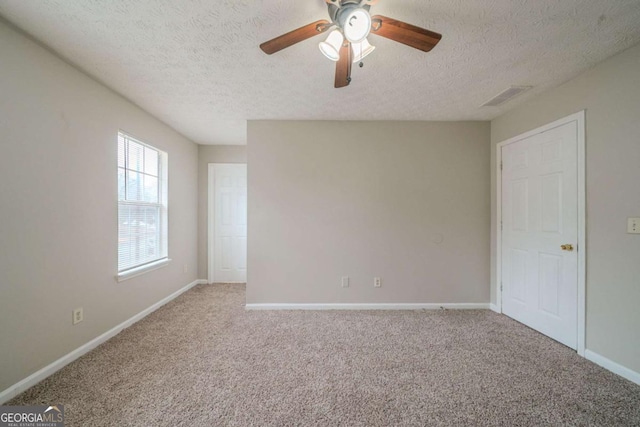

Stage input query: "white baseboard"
[
  {"left": 246, "top": 303, "right": 490, "bottom": 311},
  {"left": 490, "top": 303, "right": 500, "bottom": 313},
  {"left": 584, "top": 349, "right": 640, "bottom": 386},
  {"left": 0, "top": 279, "right": 204, "bottom": 404}
]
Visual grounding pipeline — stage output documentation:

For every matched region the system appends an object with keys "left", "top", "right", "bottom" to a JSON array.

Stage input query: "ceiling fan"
[{"left": 260, "top": 0, "right": 442, "bottom": 88}]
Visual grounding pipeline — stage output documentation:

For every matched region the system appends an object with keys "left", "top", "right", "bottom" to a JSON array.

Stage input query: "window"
[{"left": 117, "top": 132, "right": 168, "bottom": 280}]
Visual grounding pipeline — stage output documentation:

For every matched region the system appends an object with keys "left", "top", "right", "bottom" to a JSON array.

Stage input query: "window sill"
[{"left": 116, "top": 258, "right": 172, "bottom": 283}]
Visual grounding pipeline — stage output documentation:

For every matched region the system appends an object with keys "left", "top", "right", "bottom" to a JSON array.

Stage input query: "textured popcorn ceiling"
[{"left": 1, "top": 1, "right": 640, "bottom": 145}]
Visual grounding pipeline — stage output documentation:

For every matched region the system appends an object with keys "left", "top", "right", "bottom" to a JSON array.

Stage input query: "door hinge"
[
  {"left": 501, "top": 221, "right": 503, "bottom": 231},
  {"left": 500, "top": 161, "right": 503, "bottom": 171},
  {"left": 500, "top": 282, "right": 503, "bottom": 291}
]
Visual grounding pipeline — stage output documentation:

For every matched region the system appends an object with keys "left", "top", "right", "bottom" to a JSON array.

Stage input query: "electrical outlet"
[
  {"left": 72, "top": 308, "right": 83, "bottom": 325},
  {"left": 374, "top": 277, "right": 382, "bottom": 288},
  {"left": 628, "top": 218, "right": 640, "bottom": 234},
  {"left": 341, "top": 276, "right": 350, "bottom": 288},
  {"left": 183, "top": 264, "right": 188, "bottom": 273}
]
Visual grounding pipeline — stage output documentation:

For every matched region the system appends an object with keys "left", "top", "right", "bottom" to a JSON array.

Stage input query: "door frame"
[
  {"left": 495, "top": 110, "right": 586, "bottom": 356},
  {"left": 207, "top": 163, "right": 247, "bottom": 284}
]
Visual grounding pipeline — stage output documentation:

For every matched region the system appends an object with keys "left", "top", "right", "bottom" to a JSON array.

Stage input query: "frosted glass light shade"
[
  {"left": 342, "top": 8, "right": 371, "bottom": 43},
  {"left": 319, "top": 30, "right": 344, "bottom": 62},
  {"left": 351, "top": 38, "right": 375, "bottom": 63}
]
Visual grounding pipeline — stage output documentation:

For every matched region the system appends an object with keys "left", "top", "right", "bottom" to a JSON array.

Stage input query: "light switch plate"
[{"left": 628, "top": 218, "right": 640, "bottom": 234}]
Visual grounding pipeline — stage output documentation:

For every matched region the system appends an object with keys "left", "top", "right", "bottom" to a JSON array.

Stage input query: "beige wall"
[
  {"left": 0, "top": 20, "right": 198, "bottom": 392},
  {"left": 491, "top": 43, "right": 640, "bottom": 372},
  {"left": 247, "top": 121, "right": 490, "bottom": 304},
  {"left": 197, "top": 145, "right": 247, "bottom": 280}
]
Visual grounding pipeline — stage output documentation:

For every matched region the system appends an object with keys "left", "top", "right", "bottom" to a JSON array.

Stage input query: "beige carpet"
[{"left": 9, "top": 284, "right": 640, "bottom": 426}]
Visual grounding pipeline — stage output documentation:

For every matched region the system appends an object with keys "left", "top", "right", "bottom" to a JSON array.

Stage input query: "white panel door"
[
  {"left": 212, "top": 164, "right": 247, "bottom": 283},
  {"left": 501, "top": 121, "right": 578, "bottom": 349}
]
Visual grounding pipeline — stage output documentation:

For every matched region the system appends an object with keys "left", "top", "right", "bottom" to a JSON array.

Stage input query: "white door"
[
  {"left": 501, "top": 121, "right": 578, "bottom": 349},
  {"left": 210, "top": 164, "right": 247, "bottom": 283}
]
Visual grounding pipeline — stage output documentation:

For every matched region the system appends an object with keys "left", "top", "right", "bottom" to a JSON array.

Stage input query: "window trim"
[
  {"left": 116, "top": 131, "right": 169, "bottom": 280},
  {"left": 116, "top": 258, "right": 172, "bottom": 282}
]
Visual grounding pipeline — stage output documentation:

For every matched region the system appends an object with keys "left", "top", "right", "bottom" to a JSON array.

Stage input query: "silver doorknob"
[{"left": 561, "top": 244, "right": 574, "bottom": 251}]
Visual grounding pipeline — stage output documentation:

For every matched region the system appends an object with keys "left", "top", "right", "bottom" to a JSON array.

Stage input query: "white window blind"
[{"left": 117, "top": 132, "right": 168, "bottom": 274}]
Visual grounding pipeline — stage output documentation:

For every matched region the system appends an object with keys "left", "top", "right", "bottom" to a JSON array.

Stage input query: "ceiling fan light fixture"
[
  {"left": 351, "top": 38, "right": 375, "bottom": 63},
  {"left": 318, "top": 29, "right": 344, "bottom": 62},
  {"left": 341, "top": 7, "right": 371, "bottom": 43}
]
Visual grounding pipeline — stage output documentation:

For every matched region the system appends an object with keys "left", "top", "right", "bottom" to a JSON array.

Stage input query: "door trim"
[
  {"left": 495, "top": 111, "right": 586, "bottom": 356},
  {"left": 207, "top": 163, "right": 216, "bottom": 284},
  {"left": 208, "top": 163, "right": 247, "bottom": 284}
]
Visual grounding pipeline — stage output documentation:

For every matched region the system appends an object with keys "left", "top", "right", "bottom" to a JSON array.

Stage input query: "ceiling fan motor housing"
[{"left": 327, "top": 1, "right": 371, "bottom": 26}]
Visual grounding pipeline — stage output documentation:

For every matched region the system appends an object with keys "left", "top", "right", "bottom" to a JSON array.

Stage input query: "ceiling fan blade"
[
  {"left": 260, "top": 20, "right": 331, "bottom": 55},
  {"left": 370, "top": 15, "right": 442, "bottom": 52},
  {"left": 335, "top": 42, "right": 352, "bottom": 88}
]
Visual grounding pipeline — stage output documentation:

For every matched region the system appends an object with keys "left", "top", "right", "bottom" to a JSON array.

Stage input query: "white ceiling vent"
[{"left": 482, "top": 86, "right": 532, "bottom": 107}]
